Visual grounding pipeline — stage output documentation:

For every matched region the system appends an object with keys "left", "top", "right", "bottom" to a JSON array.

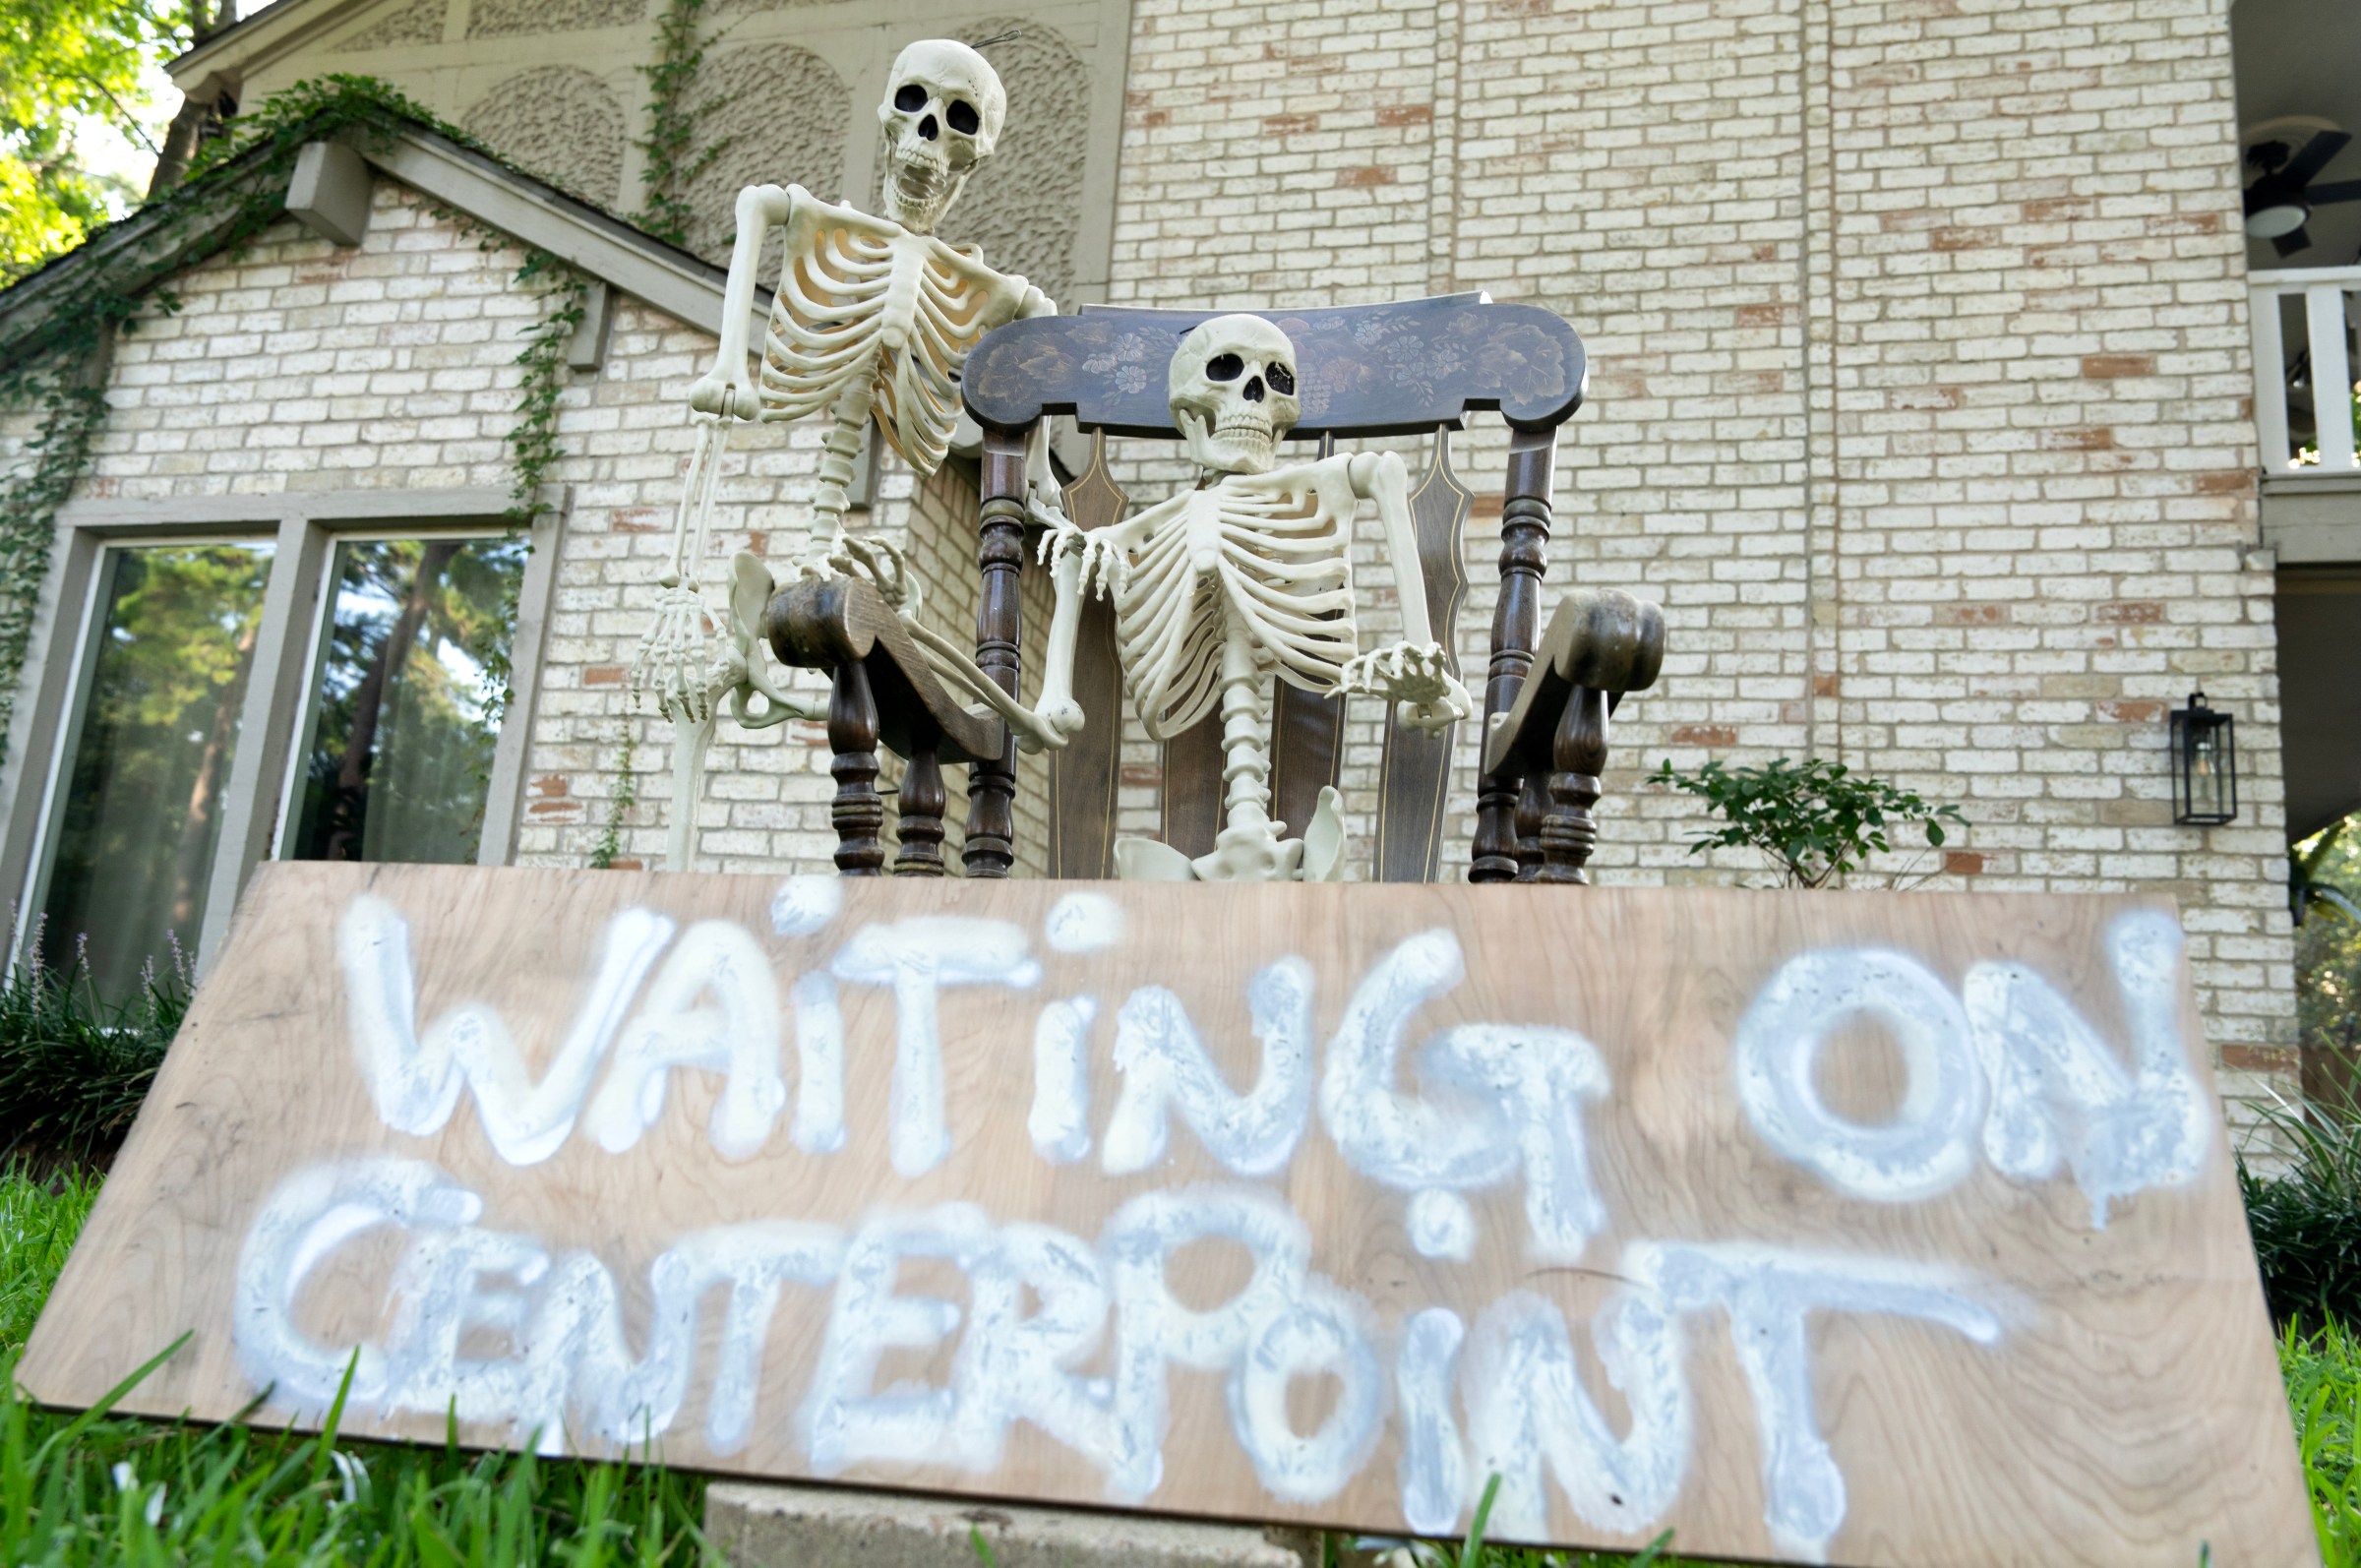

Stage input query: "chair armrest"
[
  {"left": 763, "top": 575, "right": 1005, "bottom": 766},
  {"left": 1482, "top": 588, "right": 1665, "bottom": 778}
]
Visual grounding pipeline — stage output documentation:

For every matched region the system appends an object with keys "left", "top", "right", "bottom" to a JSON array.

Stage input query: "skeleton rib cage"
[
  {"left": 757, "top": 195, "right": 1027, "bottom": 478},
  {"left": 1112, "top": 473, "right": 1360, "bottom": 741}
]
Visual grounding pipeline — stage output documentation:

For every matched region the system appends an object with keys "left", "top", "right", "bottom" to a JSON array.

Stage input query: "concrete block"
[
  {"left": 285, "top": 142, "right": 372, "bottom": 248},
  {"left": 704, "top": 1481, "right": 1311, "bottom": 1568}
]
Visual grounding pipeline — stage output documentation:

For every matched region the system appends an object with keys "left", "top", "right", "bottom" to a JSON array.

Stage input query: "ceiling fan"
[{"left": 2245, "top": 129, "right": 2361, "bottom": 257}]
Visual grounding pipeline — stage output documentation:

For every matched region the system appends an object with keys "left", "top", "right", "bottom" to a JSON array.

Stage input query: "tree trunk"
[
  {"left": 323, "top": 541, "right": 462, "bottom": 861},
  {"left": 164, "top": 616, "right": 259, "bottom": 932},
  {"left": 147, "top": 0, "right": 236, "bottom": 198}
]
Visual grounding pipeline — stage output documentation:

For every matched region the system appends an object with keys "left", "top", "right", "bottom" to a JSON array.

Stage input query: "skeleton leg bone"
[{"left": 664, "top": 709, "right": 719, "bottom": 873}]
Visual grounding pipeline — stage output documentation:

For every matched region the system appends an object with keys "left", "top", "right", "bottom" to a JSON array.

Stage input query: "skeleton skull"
[
  {"left": 878, "top": 39, "right": 1007, "bottom": 236},
  {"left": 1170, "top": 316, "right": 1302, "bottom": 476}
]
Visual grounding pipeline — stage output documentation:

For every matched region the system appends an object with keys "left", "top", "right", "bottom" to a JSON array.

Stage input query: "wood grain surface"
[{"left": 21, "top": 864, "right": 2312, "bottom": 1568}]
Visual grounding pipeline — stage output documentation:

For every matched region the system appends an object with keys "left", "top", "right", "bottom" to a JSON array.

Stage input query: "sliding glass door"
[
  {"left": 35, "top": 541, "right": 274, "bottom": 997},
  {"left": 25, "top": 525, "right": 530, "bottom": 1003}
]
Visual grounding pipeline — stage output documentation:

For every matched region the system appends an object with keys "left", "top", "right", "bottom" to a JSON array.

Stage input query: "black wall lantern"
[{"left": 2170, "top": 691, "right": 2237, "bottom": 825}]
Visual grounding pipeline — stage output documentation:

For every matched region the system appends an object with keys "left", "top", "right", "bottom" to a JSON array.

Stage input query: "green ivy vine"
[
  {"left": 637, "top": 0, "right": 717, "bottom": 247},
  {"left": 587, "top": 720, "right": 641, "bottom": 872},
  {"left": 0, "top": 378, "right": 108, "bottom": 755},
  {"left": 476, "top": 247, "right": 587, "bottom": 742}
]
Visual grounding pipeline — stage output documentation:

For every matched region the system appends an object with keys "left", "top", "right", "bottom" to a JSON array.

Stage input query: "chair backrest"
[{"left": 960, "top": 293, "right": 1590, "bottom": 882}]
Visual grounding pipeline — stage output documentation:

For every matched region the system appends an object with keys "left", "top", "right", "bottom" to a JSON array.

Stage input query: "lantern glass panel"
[{"left": 2171, "top": 698, "right": 2237, "bottom": 825}]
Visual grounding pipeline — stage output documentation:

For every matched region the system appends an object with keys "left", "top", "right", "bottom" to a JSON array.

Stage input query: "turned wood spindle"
[
  {"left": 1535, "top": 685, "right": 1608, "bottom": 884},
  {"left": 1473, "top": 425, "right": 1558, "bottom": 882},
  {"left": 893, "top": 740, "right": 947, "bottom": 876},
  {"left": 965, "top": 425, "right": 1029, "bottom": 877},
  {"left": 1513, "top": 771, "right": 1547, "bottom": 882},
  {"left": 826, "top": 659, "right": 885, "bottom": 875}
]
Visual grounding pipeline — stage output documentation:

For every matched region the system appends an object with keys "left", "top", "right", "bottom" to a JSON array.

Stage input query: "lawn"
[{"left": 0, "top": 1166, "right": 2349, "bottom": 1565}]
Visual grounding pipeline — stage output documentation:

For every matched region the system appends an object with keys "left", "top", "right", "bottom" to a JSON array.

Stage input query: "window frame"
[
  {"left": 19, "top": 528, "right": 280, "bottom": 978},
  {"left": 272, "top": 524, "right": 541, "bottom": 868},
  {"left": 0, "top": 487, "right": 567, "bottom": 977}
]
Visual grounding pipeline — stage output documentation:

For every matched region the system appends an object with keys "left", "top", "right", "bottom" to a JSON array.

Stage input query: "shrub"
[
  {"left": 2243, "top": 1099, "right": 2361, "bottom": 1331},
  {"left": 0, "top": 935, "right": 185, "bottom": 1172},
  {"left": 1650, "top": 757, "right": 1966, "bottom": 889}
]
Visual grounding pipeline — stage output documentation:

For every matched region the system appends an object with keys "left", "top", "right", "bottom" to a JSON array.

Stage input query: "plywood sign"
[{"left": 23, "top": 864, "right": 2311, "bottom": 1566}]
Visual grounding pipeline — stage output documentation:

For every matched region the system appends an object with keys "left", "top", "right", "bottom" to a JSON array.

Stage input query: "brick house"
[{"left": 2, "top": 0, "right": 2350, "bottom": 1139}]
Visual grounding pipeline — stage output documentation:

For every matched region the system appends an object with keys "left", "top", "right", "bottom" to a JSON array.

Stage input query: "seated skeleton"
[{"left": 1036, "top": 315, "right": 1473, "bottom": 882}]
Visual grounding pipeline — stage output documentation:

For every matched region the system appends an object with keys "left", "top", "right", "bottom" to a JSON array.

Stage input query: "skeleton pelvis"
[{"left": 1112, "top": 787, "right": 1347, "bottom": 884}]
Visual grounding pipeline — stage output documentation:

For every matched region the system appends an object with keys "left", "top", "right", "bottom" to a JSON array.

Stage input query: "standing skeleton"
[
  {"left": 633, "top": 38, "right": 1077, "bottom": 870},
  {"left": 1036, "top": 316, "right": 1473, "bottom": 881}
]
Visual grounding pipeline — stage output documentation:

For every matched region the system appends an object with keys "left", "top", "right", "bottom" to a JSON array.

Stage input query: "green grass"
[{"left": 2288, "top": 1315, "right": 2361, "bottom": 1567}]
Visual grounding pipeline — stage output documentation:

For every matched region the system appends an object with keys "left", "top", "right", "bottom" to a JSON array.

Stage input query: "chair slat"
[{"left": 1160, "top": 719, "right": 1224, "bottom": 859}]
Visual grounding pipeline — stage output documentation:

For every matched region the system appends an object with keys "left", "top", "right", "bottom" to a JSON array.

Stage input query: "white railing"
[{"left": 2251, "top": 265, "right": 2361, "bottom": 476}]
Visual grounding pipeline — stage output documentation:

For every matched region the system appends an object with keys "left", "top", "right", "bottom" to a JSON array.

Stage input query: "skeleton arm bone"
[
  {"left": 990, "top": 498, "right": 1161, "bottom": 753},
  {"left": 1339, "top": 449, "right": 1473, "bottom": 732},
  {"left": 903, "top": 614, "right": 1077, "bottom": 754},
  {"left": 1349, "top": 451, "right": 1432, "bottom": 645},
  {"left": 690, "top": 184, "right": 802, "bottom": 421}
]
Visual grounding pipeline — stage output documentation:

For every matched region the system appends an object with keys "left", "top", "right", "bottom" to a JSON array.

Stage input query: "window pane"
[
  {"left": 38, "top": 542, "right": 274, "bottom": 998},
  {"left": 286, "top": 536, "right": 528, "bottom": 867}
]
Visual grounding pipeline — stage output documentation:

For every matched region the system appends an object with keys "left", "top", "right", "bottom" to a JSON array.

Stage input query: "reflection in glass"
[
  {"left": 38, "top": 542, "right": 274, "bottom": 998},
  {"left": 286, "top": 536, "right": 527, "bottom": 866}
]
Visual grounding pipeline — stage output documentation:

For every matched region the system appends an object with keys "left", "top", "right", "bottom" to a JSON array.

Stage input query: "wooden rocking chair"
[{"left": 762, "top": 293, "right": 1664, "bottom": 883}]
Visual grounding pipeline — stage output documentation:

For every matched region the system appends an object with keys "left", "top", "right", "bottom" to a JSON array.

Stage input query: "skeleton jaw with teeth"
[{"left": 1171, "top": 320, "right": 1300, "bottom": 477}]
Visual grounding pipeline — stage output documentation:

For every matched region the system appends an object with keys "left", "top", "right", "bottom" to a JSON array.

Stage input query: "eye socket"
[
  {"left": 1205, "top": 353, "right": 1243, "bottom": 382},
  {"left": 946, "top": 98, "right": 980, "bottom": 135},
  {"left": 1266, "top": 363, "right": 1296, "bottom": 395},
  {"left": 894, "top": 84, "right": 928, "bottom": 112}
]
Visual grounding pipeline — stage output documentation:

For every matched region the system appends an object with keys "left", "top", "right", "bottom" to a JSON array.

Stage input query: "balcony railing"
[{"left": 2252, "top": 265, "right": 2361, "bottom": 476}]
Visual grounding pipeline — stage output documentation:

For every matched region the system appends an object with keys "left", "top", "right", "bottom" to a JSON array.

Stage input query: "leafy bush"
[
  {"left": 1651, "top": 757, "right": 1966, "bottom": 889},
  {"left": 2294, "top": 818, "right": 2361, "bottom": 1104},
  {"left": 0, "top": 936, "right": 185, "bottom": 1172},
  {"left": 2242, "top": 1100, "right": 2361, "bottom": 1331}
]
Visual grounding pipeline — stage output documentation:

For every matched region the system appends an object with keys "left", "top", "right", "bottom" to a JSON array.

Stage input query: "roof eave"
[{"left": 0, "top": 121, "right": 750, "bottom": 374}]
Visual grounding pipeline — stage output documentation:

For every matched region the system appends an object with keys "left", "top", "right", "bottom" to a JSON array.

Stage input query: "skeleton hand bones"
[
  {"left": 1341, "top": 640, "right": 1471, "bottom": 732},
  {"left": 631, "top": 584, "right": 744, "bottom": 726}
]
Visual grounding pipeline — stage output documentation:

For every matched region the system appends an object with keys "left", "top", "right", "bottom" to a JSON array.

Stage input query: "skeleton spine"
[
  {"left": 1218, "top": 618, "right": 1274, "bottom": 832},
  {"left": 811, "top": 365, "right": 877, "bottom": 530}
]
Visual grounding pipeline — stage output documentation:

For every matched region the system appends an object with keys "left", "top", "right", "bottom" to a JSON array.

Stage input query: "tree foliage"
[
  {"left": 1652, "top": 756, "right": 1967, "bottom": 889},
  {"left": 2296, "top": 817, "right": 2361, "bottom": 1102},
  {"left": 0, "top": 0, "right": 182, "bottom": 282}
]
